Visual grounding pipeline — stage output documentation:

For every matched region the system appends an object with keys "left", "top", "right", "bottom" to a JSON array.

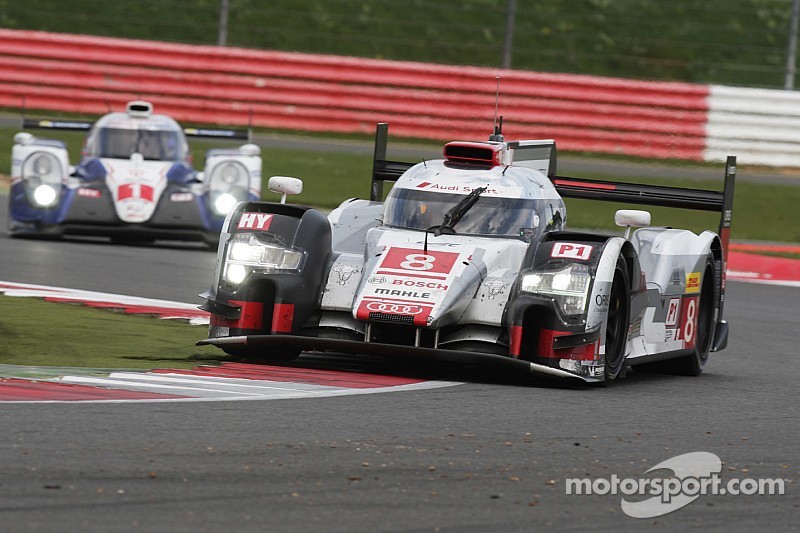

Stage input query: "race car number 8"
[
  {"left": 379, "top": 247, "right": 460, "bottom": 276},
  {"left": 400, "top": 254, "right": 436, "bottom": 271},
  {"left": 683, "top": 298, "right": 697, "bottom": 345}
]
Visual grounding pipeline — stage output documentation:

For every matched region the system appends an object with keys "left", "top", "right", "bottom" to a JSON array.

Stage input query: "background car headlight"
[
  {"left": 22, "top": 152, "right": 63, "bottom": 208},
  {"left": 222, "top": 233, "right": 305, "bottom": 286},
  {"left": 208, "top": 161, "right": 249, "bottom": 216},
  {"left": 521, "top": 263, "right": 592, "bottom": 316}
]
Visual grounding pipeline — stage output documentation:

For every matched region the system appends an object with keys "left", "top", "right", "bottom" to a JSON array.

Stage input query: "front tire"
[{"left": 603, "top": 257, "right": 631, "bottom": 382}]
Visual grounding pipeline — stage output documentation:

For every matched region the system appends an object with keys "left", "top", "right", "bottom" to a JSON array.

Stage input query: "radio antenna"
[
  {"left": 247, "top": 108, "right": 254, "bottom": 143},
  {"left": 489, "top": 77, "right": 504, "bottom": 142},
  {"left": 493, "top": 77, "right": 500, "bottom": 130}
]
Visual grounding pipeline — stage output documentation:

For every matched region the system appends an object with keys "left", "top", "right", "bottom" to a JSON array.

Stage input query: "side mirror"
[
  {"left": 268, "top": 176, "right": 303, "bottom": 204},
  {"left": 14, "top": 132, "right": 35, "bottom": 145},
  {"left": 615, "top": 209, "right": 651, "bottom": 239}
]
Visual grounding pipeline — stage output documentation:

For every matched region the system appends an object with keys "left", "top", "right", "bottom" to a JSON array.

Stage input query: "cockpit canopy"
[
  {"left": 381, "top": 159, "right": 565, "bottom": 239},
  {"left": 383, "top": 188, "right": 544, "bottom": 238},
  {"left": 83, "top": 111, "right": 188, "bottom": 162}
]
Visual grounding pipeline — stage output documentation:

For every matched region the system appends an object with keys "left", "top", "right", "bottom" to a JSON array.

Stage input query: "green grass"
[
  {"left": 261, "top": 146, "right": 374, "bottom": 207},
  {"left": 0, "top": 0, "right": 794, "bottom": 88},
  {"left": 0, "top": 295, "right": 223, "bottom": 369}
]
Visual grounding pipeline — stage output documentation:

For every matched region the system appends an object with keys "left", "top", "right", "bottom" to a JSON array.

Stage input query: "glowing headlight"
[
  {"left": 521, "top": 264, "right": 591, "bottom": 316},
  {"left": 33, "top": 184, "right": 58, "bottom": 207},
  {"left": 213, "top": 193, "right": 238, "bottom": 215},
  {"left": 224, "top": 263, "right": 248, "bottom": 285},
  {"left": 222, "top": 233, "right": 305, "bottom": 286},
  {"left": 22, "top": 152, "right": 62, "bottom": 207},
  {"left": 208, "top": 161, "right": 249, "bottom": 215}
]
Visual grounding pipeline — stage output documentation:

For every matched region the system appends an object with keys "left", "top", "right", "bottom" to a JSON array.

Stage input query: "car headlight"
[
  {"left": 222, "top": 233, "right": 305, "bottom": 286},
  {"left": 208, "top": 161, "right": 249, "bottom": 216},
  {"left": 22, "top": 152, "right": 63, "bottom": 208},
  {"left": 521, "top": 263, "right": 592, "bottom": 316}
]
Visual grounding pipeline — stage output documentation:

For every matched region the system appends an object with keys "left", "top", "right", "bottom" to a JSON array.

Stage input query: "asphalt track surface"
[{"left": 0, "top": 196, "right": 798, "bottom": 531}]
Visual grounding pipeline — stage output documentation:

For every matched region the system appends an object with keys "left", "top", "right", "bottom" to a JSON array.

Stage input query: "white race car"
[
  {"left": 199, "top": 123, "right": 735, "bottom": 383},
  {"left": 9, "top": 101, "right": 262, "bottom": 244}
]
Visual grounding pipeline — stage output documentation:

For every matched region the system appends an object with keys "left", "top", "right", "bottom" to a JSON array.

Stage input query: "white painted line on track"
[
  {"left": 6, "top": 378, "right": 462, "bottom": 404},
  {"left": 0, "top": 280, "right": 209, "bottom": 324},
  {"left": 61, "top": 372, "right": 347, "bottom": 396}
]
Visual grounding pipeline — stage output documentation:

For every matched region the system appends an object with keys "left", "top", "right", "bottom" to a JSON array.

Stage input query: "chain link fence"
[{"left": 1, "top": 0, "right": 799, "bottom": 89}]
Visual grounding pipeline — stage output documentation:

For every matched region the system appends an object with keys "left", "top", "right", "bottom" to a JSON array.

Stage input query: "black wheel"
[
  {"left": 668, "top": 255, "right": 716, "bottom": 376},
  {"left": 603, "top": 257, "right": 631, "bottom": 382}
]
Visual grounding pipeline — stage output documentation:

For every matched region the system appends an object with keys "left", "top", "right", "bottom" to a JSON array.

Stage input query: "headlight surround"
[
  {"left": 22, "top": 152, "right": 63, "bottom": 208},
  {"left": 222, "top": 232, "right": 305, "bottom": 286},
  {"left": 521, "top": 263, "right": 592, "bottom": 316},
  {"left": 208, "top": 161, "right": 249, "bottom": 216}
]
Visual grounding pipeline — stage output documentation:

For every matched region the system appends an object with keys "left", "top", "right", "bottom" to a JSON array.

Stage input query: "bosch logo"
[{"left": 365, "top": 302, "right": 424, "bottom": 315}]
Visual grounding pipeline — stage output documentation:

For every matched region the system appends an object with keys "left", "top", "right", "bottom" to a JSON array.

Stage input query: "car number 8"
[
  {"left": 684, "top": 298, "right": 696, "bottom": 344},
  {"left": 400, "top": 254, "right": 436, "bottom": 271}
]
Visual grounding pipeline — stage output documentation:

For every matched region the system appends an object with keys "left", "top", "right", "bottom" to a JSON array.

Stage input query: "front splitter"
[{"left": 198, "top": 334, "right": 598, "bottom": 383}]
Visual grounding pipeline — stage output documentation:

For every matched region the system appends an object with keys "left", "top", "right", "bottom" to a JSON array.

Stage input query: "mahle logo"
[{"left": 566, "top": 452, "right": 785, "bottom": 518}]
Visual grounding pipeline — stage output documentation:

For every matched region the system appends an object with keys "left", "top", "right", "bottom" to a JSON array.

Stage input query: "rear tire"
[
  {"left": 668, "top": 256, "right": 716, "bottom": 376},
  {"left": 603, "top": 257, "right": 631, "bottom": 383}
]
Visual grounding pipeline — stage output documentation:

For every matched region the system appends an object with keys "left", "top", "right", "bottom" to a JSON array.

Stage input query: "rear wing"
[
  {"left": 22, "top": 118, "right": 93, "bottom": 131},
  {"left": 370, "top": 121, "right": 736, "bottom": 316},
  {"left": 21, "top": 118, "right": 250, "bottom": 141},
  {"left": 370, "top": 122, "right": 735, "bottom": 249},
  {"left": 183, "top": 127, "right": 250, "bottom": 141}
]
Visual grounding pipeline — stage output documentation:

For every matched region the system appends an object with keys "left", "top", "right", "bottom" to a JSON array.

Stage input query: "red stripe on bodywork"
[
  {"left": 720, "top": 227, "right": 731, "bottom": 265},
  {"left": 509, "top": 325, "right": 523, "bottom": 358},
  {"left": 210, "top": 300, "right": 264, "bottom": 330},
  {"left": 271, "top": 303, "right": 294, "bottom": 333},
  {"left": 537, "top": 329, "right": 597, "bottom": 361}
]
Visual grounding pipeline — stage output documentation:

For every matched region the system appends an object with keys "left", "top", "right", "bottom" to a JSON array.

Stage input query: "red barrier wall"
[{"left": 0, "top": 29, "right": 710, "bottom": 160}]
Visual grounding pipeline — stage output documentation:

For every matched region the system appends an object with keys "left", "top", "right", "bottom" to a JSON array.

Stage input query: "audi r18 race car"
[
  {"left": 9, "top": 101, "right": 262, "bottom": 244},
  {"left": 198, "top": 123, "right": 736, "bottom": 383}
]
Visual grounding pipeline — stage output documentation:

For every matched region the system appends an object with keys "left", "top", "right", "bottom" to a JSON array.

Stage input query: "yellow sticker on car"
[{"left": 685, "top": 272, "right": 701, "bottom": 293}]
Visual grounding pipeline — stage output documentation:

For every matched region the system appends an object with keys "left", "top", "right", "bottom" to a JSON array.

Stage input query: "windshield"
[
  {"left": 93, "top": 127, "right": 184, "bottom": 161},
  {"left": 383, "top": 188, "right": 539, "bottom": 237}
]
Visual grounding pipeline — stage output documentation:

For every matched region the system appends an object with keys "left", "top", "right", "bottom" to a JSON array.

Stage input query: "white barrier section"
[{"left": 705, "top": 85, "right": 800, "bottom": 167}]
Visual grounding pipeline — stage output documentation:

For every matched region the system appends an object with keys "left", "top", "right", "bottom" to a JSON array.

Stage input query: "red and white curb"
[
  {"left": 0, "top": 363, "right": 460, "bottom": 403},
  {"left": 0, "top": 281, "right": 209, "bottom": 324},
  {"left": 1, "top": 248, "right": 798, "bottom": 403},
  {"left": 727, "top": 250, "right": 800, "bottom": 288}
]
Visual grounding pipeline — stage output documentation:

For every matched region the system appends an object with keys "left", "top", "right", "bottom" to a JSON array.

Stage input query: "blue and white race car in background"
[{"left": 9, "top": 101, "right": 262, "bottom": 244}]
